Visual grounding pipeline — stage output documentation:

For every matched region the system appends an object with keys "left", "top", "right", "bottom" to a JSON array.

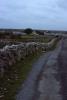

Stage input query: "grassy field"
[
  {"left": 3, "top": 35, "right": 54, "bottom": 43},
  {"left": 20, "top": 35, "right": 52, "bottom": 42}
]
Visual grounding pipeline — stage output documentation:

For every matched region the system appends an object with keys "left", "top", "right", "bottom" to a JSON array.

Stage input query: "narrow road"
[
  {"left": 34, "top": 39, "right": 62, "bottom": 100},
  {"left": 58, "top": 38, "right": 67, "bottom": 100},
  {"left": 16, "top": 39, "right": 63, "bottom": 100},
  {"left": 16, "top": 52, "right": 53, "bottom": 100}
]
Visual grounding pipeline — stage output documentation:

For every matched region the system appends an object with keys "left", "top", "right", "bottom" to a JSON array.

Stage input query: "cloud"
[
  {"left": 58, "top": 0, "right": 67, "bottom": 10},
  {"left": 0, "top": 0, "right": 67, "bottom": 30}
]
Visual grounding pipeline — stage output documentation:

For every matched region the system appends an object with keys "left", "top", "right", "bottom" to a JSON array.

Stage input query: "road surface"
[
  {"left": 58, "top": 38, "right": 67, "bottom": 100},
  {"left": 16, "top": 51, "right": 52, "bottom": 100}
]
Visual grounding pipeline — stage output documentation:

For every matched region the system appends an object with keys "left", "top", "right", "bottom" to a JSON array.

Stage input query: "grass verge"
[{"left": 0, "top": 52, "right": 42, "bottom": 100}]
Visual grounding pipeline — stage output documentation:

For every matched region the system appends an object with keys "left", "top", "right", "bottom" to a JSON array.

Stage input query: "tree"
[{"left": 24, "top": 28, "right": 33, "bottom": 34}]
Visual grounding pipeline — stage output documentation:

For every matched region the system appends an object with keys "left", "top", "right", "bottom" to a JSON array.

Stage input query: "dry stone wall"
[{"left": 0, "top": 38, "right": 58, "bottom": 77}]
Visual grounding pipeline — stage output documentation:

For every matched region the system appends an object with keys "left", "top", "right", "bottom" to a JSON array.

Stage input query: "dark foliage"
[{"left": 24, "top": 28, "right": 33, "bottom": 34}]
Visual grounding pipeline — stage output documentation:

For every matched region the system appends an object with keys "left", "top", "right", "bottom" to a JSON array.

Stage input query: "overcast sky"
[{"left": 0, "top": 0, "right": 67, "bottom": 30}]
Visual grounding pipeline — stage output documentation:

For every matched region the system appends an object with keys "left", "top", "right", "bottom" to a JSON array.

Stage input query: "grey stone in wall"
[{"left": 0, "top": 38, "right": 57, "bottom": 77}]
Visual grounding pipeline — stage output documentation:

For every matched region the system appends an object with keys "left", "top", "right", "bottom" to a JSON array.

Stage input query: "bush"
[{"left": 24, "top": 28, "right": 33, "bottom": 35}]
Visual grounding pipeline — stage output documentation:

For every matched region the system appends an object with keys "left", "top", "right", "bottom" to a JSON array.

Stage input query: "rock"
[{"left": 0, "top": 95, "right": 4, "bottom": 98}]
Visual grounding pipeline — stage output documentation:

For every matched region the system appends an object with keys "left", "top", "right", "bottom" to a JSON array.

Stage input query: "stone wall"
[{"left": 0, "top": 38, "right": 58, "bottom": 77}]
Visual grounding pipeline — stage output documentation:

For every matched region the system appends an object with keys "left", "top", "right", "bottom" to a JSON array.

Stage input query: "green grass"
[
  {"left": 10, "top": 35, "right": 53, "bottom": 43},
  {"left": 0, "top": 52, "right": 42, "bottom": 100},
  {"left": 21, "top": 35, "right": 52, "bottom": 43}
]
